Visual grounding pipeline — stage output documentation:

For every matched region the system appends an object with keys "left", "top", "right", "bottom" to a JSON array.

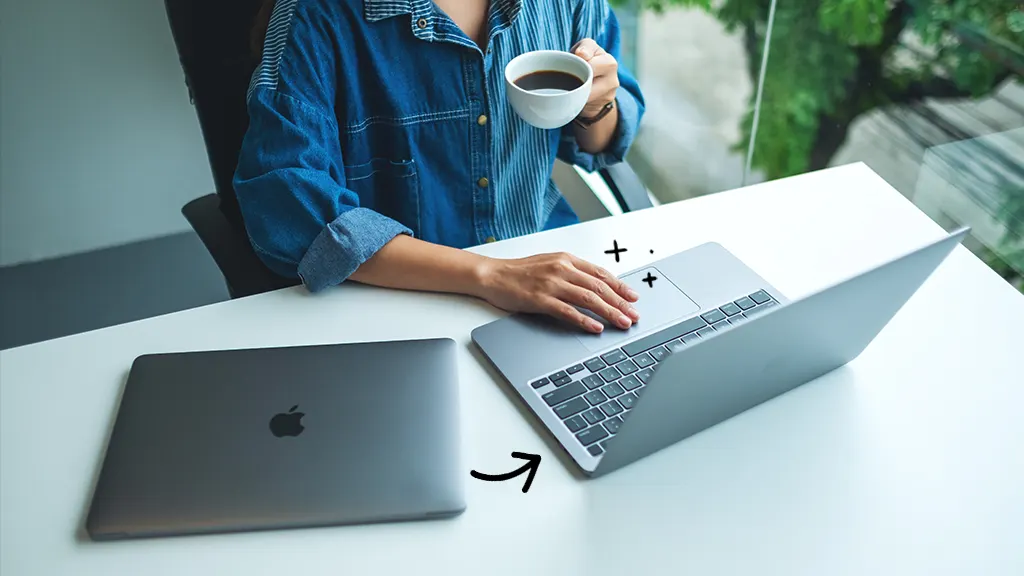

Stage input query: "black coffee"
[{"left": 514, "top": 70, "right": 584, "bottom": 92}]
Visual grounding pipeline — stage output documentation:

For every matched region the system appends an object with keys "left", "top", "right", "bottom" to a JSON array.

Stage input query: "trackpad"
[{"left": 575, "top": 267, "right": 700, "bottom": 353}]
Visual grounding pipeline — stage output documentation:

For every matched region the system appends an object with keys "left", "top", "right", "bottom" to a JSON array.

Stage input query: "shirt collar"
[
  {"left": 363, "top": 0, "right": 522, "bottom": 25},
  {"left": 364, "top": 0, "right": 430, "bottom": 23}
]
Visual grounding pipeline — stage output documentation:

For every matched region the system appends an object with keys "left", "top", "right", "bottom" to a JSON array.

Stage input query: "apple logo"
[{"left": 269, "top": 405, "right": 305, "bottom": 438}]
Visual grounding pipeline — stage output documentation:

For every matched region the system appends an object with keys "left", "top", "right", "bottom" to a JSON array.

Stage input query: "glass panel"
[
  {"left": 612, "top": 0, "right": 758, "bottom": 203},
  {"left": 749, "top": 0, "right": 1024, "bottom": 290},
  {"left": 618, "top": 0, "right": 1024, "bottom": 291}
]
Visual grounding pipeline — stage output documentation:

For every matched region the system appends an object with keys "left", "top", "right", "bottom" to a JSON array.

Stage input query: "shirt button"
[
  {"left": 477, "top": 115, "right": 488, "bottom": 126},
  {"left": 478, "top": 177, "right": 489, "bottom": 188},
  {"left": 416, "top": 18, "right": 428, "bottom": 29},
  {"left": 486, "top": 236, "right": 497, "bottom": 243}
]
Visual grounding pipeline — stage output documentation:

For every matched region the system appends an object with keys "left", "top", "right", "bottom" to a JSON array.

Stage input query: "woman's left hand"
[{"left": 571, "top": 38, "right": 619, "bottom": 118}]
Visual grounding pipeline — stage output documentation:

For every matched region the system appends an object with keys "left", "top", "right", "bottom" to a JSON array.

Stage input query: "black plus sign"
[
  {"left": 642, "top": 272, "right": 658, "bottom": 288},
  {"left": 604, "top": 240, "right": 628, "bottom": 262}
]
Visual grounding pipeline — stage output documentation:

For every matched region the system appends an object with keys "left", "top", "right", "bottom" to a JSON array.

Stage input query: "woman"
[{"left": 236, "top": 0, "right": 647, "bottom": 333}]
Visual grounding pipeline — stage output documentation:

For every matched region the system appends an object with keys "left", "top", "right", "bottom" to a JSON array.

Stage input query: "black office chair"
[{"left": 164, "top": 0, "right": 653, "bottom": 299}]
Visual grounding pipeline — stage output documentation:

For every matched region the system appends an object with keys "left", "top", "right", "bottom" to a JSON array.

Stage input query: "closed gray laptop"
[{"left": 86, "top": 338, "right": 465, "bottom": 540}]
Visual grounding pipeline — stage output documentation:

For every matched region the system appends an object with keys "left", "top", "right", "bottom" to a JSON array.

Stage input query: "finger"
[
  {"left": 542, "top": 297, "right": 605, "bottom": 334},
  {"left": 588, "top": 53, "right": 618, "bottom": 78},
  {"left": 565, "top": 268, "right": 638, "bottom": 323},
  {"left": 572, "top": 38, "right": 601, "bottom": 61},
  {"left": 571, "top": 256, "right": 639, "bottom": 303},
  {"left": 560, "top": 283, "right": 633, "bottom": 330}
]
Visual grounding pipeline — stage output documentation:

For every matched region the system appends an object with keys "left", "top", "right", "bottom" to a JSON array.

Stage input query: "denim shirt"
[{"left": 234, "top": 0, "right": 646, "bottom": 292}]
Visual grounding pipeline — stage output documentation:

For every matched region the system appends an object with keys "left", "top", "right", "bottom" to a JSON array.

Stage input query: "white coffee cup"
[{"left": 504, "top": 50, "right": 594, "bottom": 129}]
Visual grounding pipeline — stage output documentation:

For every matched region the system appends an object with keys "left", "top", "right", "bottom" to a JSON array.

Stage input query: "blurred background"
[
  {"left": 1, "top": 0, "right": 1021, "bottom": 349},
  {"left": 614, "top": 0, "right": 1024, "bottom": 289}
]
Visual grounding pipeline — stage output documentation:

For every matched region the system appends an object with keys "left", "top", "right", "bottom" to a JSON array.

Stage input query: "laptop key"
[
  {"left": 600, "top": 400, "right": 624, "bottom": 417},
  {"left": 620, "top": 375, "right": 642, "bottom": 391},
  {"left": 601, "top": 382, "right": 626, "bottom": 398},
  {"left": 599, "top": 367, "right": 621, "bottom": 382},
  {"left": 746, "top": 303, "right": 773, "bottom": 318},
  {"left": 554, "top": 397, "right": 590, "bottom": 420},
  {"left": 530, "top": 378, "right": 549, "bottom": 389},
  {"left": 582, "top": 374, "right": 605, "bottom": 390},
  {"left": 633, "top": 352, "right": 655, "bottom": 369},
  {"left": 564, "top": 414, "right": 588, "bottom": 433},
  {"left": 622, "top": 316, "right": 707, "bottom": 356},
  {"left": 750, "top": 290, "right": 771, "bottom": 304},
  {"left": 584, "top": 390, "right": 607, "bottom": 406},
  {"left": 636, "top": 368, "right": 655, "bottom": 383},
  {"left": 712, "top": 320, "right": 731, "bottom": 331},
  {"left": 542, "top": 381, "right": 586, "bottom": 407},
  {"left": 619, "top": 392, "right": 638, "bottom": 410},
  {"left": 729, "top": 313, "right": 748, "bottom": 325},
  {"left": 735, "top": 296, "right": 756, "bottom": 310},
  {"left": 567, "top": 363, "right": 585, "bottom": 375},
  {"left": 549, "top": 370, "right": 568, "bottom": 381},
  {"left": 601, "top": 349, "right": 628, "bottom": 365},
  {"left": 577, "top": 426, "right": 610, "bottom": 447},
  {"left": 587, "top": 444, "right": 603, "bottom": 456},
  {"left": 651, "top": 342, "right": 667, "bottom": 360},
  {"left": 720, "top": 302, "right": 741, "bottom": 316},
  {"left": 616, "top": 359, "right": 639, "bottom": 375},
  {"left": 745, "top": 301, "right": 774, "bottom": 313},
  {"left": 696, "top": 327, "right": 715, "bottom": 338},
  {"left": 668, "top": 339, "right": 687, "bottom": 352},
  {"left": 552, "top": 375, "right": 572, "bottom": 387},
  {"left": 582, "top": 408, "right": 606, "bottom": 425},
  {"left": 603, "top": 416, "right": 624, "bottom": 434},
  {"left": 701, "top": 309, "right": 727, "bottom": 324},
  {"left": 584, "top": 358, "right": 606, "bottom": 372},
  {"left": 682, "top": 333, "right": 700, "bottom": 344}
]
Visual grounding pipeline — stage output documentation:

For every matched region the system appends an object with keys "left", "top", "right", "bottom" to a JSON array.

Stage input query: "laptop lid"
[
  {"left": 86, "top": 337, "right": 465, "bottom": 540},
  {"left": 592, "top": 228, "right": 969, "bottom": 477}
]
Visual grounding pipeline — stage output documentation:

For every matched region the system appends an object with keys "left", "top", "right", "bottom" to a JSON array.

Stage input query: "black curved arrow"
[{"left": 470, "top": 452, "right": 542, "bottom": 493}]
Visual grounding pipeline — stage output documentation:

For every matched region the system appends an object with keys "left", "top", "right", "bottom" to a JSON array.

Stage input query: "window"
[{"left": 616, "top": 0, "right": 1024, "bottom": 291}]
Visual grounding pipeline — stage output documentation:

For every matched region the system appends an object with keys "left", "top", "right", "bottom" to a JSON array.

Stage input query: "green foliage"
[
  {"left": 610, "top": 0, "right": 1024, "bottom": 287},
  {"left": 627, "top": 0, "right": 711, "bottom": 14},
  {"left": 993, "top": 182, "right": 1024, "bottom": 282},
  {"left": 819, "top": 0, "right": 888, "bottom": 46},
  {"left": 609, "top": 0, "right": 1023, "bottom": 177},
  {"left": 1002, "top": 184, "right": 1024, "bottom": 239}
]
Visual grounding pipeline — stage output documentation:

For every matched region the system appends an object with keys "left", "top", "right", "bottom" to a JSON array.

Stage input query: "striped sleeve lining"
[{"left": 247, "top": 0, "right": 301, "bottom": 101}]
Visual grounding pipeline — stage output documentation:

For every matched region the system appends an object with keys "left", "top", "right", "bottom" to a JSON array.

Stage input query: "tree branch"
[
  {"left": 743, "top": 22, "right": 761, "bottom": 80},
  {"left": 894, "top": 76, "right": 974, "bottom": 103},
  {"left": 846, "top": 0, "right": 910, "bottom": 112},
  {"left": 879, "top": 0, "right": 910, "bottom": 52},
  {"left": 890, "top": 69, "right": 1014, "bottom": 105}
]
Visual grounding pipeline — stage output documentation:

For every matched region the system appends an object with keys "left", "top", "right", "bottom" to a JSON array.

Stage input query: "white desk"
[{"left": 3, "top": 163, "right": 1022, "bottom": 575}]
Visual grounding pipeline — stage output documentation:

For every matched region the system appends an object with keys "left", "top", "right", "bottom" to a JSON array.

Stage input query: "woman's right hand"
[{"left": 472, "top": 252, "right": 640, "bottom": 334}]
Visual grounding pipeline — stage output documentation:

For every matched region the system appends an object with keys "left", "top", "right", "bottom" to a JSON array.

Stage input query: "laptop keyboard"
[{"left": 529, "top": 290, "right": 779, "bottom": 458}]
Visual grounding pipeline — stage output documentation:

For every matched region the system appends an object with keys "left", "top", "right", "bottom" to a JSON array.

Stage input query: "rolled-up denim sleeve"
[
  {"left": 233, "top": 2, "right": 411, "bottom": 293},
  {"left": 558, "top": 1, "right": 646, "bottom": 172}
]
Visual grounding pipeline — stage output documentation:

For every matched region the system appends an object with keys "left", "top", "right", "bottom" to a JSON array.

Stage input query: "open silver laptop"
[
  {"left": 472, "top": 229, "right": 969, "bottom": 477},
  {"left": 86, "top": 338, "right": 465, "bottom": 540}
]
